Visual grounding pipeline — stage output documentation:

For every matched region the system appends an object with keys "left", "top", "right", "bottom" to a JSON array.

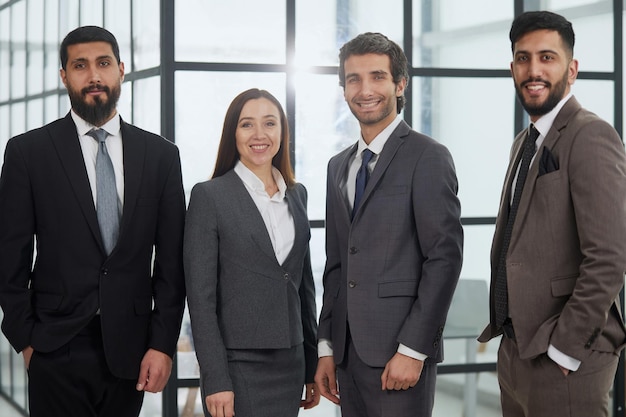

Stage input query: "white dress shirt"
[
  {"left": 72, "top": 110, "right": 125, "bottom": 207},
  {"left": 234, "top": 161, "right": 295, "bottom": 265}
]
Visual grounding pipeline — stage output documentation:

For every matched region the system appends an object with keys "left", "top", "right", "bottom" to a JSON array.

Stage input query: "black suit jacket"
[{"left": 0, "top": 113, "right": 186, "bottom": 379}]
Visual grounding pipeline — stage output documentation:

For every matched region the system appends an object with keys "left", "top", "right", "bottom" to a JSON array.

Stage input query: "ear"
[
  {"left": 567, "top": 58, "right": 579, "bottom": 86},
  {"left": 119, "top": 61, "right": 125, "bottom": 83},
  {"left": 395, "top": 77, "right": 407, "bottom": 97},
  {"left": 60, "top": 68, "right": 68, "bottom": 88}
]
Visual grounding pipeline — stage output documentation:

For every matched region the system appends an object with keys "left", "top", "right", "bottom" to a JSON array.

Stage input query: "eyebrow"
[
  {"left": 70, "top": 55, "right": 115, "bottom": 64},
  {"left": 515, "top": 49, "right": 559, "bottom": 56},
  {"left": 239, "top": 115, "right": 279, "bottom": 121},
  {"left": 346, "top": 69, "right": 389, "bottom": 78}
]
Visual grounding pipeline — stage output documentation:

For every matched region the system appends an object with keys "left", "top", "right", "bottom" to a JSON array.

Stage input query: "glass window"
[
  {"left": 573, "top": 79, "right": 614, "bottom": 124},
  {"left": 175, "top": 0, "right": 286, "bottom": 64},
  {"left": 294, "top": 73, "right": 360, "bottom": 220},
  {"left": 133, "top": 76, "right": 161, "bottom": 136},
  {"left": 105, "top": 0, "right": 131, "bottom": 71},
  {"left": 0, "top": 106, "right": 9, "bottom": 154},
  {"left": 295, "top": 0, "right": 403, "bottom": 67},
  {"left": 10, "top": 1, "right": 26, "bottom": 99},
  {"left": 0, "top": 8, "right": 9, "bottom": 102},
  {"left": 80, "top": 0, "right": 103, "bottom": 25},
  {"left": 44, "top": 95, "right": 60, "bottom": 124},
  {"left": 58, "top": 0, "right": 80, "bottom": 37},
  {"left": 412, "top": 77, "right": 514, "bottom": 217},
  {"left": 26, "top": 99, "right": 44, "bottom": 131},
  {"left": 132, "top": 0, "right": 160, "bottom": 71},
  {"left": 26, "top": 0, "right": 45, "bottom": 95},
  {"left": 414, "top": 0, "right": 512, "bottom": 69},
  {"left": 175, "top": 71, "right": 286, "bottom": 194},
  {"left": 117, "top": 80, "right": 133, "bottom": 125},
  {"left": 44, "top": 0, "right": 60, "bottom": 91},
  {"left": 10, "top": 102, "right": 26, "bottom": 137}
]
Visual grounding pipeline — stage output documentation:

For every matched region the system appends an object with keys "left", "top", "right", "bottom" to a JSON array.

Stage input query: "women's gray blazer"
[{"left": 184, "top": 169, "right": 317, "bottom": 397}]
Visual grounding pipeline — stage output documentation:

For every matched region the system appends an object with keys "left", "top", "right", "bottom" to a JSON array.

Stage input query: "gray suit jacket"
[
  {"left": 479, "top": 97, "right": 626, "bottom": 361},
  {"left": 184, "top": 170, "right": 317, "bottom": 396},
  {"left": 319, "top": 120, "right": 463, "bottom": 367}
]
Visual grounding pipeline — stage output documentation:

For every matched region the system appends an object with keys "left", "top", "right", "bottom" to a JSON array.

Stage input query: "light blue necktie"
[
  {"left": 87, "top": 128, "right": 120, "bottom": 255},
  {"left": 352, "top": 148, "right": 374, "bottom": 220}
]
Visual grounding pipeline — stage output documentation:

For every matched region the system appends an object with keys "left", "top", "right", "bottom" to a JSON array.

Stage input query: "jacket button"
[
  {"left": 102, "top": 268, "right": 108, "bottom": 275},
  {"left": 284, "top": 273, "right": 289, "bottom": 280},
  {"left": 349, "top": 247, "right": 358, "bottom": 254},
  {"left": 348, "top": 281, "right": 357, "bottom": 288}
]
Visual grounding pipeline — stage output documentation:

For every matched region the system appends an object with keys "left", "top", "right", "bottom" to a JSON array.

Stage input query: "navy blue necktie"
[
  {"left": 494, "top": 125, "right": 539, "bottom": 328},
  {"left": 352, "top": 149, "right": 374, "bottom": 219},
  {"left": 87, "top": 128, "right": 120, "bottom": 255}
]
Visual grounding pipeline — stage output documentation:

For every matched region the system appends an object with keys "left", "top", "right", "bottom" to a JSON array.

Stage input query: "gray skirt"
[{"left": 222, "top": 344, "right": 305, "bottom": 417}]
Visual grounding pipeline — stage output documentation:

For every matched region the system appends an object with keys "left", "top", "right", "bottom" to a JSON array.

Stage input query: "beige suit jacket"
[{"left": 479, "top": 97, "right": 626, "bottom": 362}]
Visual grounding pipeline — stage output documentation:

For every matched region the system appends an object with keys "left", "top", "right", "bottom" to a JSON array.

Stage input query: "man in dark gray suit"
[{"left": 314, "top": 32, "right": 463, "bottom": 417}]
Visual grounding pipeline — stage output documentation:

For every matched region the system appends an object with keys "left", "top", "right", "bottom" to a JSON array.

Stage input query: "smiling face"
[
  {"left": 511, "top": 29, "right": 578, "bottom": 122},
  {"left": 343, "top": 53, "right": 406, "bottom": 143},
  {"left": 235, "top": 97, "right": 282, "bottom": 172},
  {"left": 60, "top": 41, "right": 124, "bottom": 126}
]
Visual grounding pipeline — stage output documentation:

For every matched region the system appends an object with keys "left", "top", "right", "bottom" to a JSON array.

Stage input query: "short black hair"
[
  {"left": 510, "top": 11, "right": 575, "bottom": 58},
  {"left": 59, "top": 26, "right": 121, "bottom": 70},
  {"left": 338, "top": 32, "right": 409, "bottom": 113}
]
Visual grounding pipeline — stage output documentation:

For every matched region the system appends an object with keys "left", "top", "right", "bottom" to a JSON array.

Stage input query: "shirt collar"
[
  {"left": 234, "top": 160, "right": 287, "bottom": 199},
  {"left": 357, "top": 115, "right": 402, "bottom": 156},
  {"left": 71, "top": 109, "right": 121, "bottom": 137}
]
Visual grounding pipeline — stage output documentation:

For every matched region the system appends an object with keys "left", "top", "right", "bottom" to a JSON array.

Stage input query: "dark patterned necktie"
[
  {"left": 87, "top": 128, "right": 120, "bottom": 255},
  {"left": 494, "top": 125, "right": 540, "bottom": 328},
  {"left": 352, "top": 149, "right": 374, "bottom": 220}
]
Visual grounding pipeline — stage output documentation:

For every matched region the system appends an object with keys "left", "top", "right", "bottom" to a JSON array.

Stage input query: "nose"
[
  {"left": 527, "top": 56, "right": 542, "bottom": 78},
  {"left": 87, "top": 65, "right": 102, "bottom": 83},
  {"left": 253, "top": 124, "right": 266, "bottom": 138},
  {"left": 360, "top": 78, "right": 374, "bottom": 95}
]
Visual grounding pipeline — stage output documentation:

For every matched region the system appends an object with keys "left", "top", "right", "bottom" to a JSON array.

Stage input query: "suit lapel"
[
  {"left": 353, "top": 121, "right": 407, "bottom": 220},
  {"left": 118, "top": 120, "right": 145, "bottom": 247},
  {"left": 335, "top": 143, "right": 358, "bottom": 223},
  {"left": 225, "top": 171, "right": 278, "bottom": 263},
  {"left": 283, "top": 185, "right": 309, "bottom": 265},
  {"left": 48, "top": 113, "right": 102, "bottom": 247},
  {"left": 508, "top": 97, "right": 581, "bottom": 252}
]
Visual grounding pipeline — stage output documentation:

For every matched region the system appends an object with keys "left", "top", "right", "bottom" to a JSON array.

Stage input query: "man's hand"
[
  {"left": 206, "top": 391, "right": 235, "bottom": 417},
  {"left": 301, "top": 382, "right": 320, "bottom": 409},
  {"left": 22, "top": 346, "right": 34, "bottom": 369},
  {"left": 136, "top": 348, "right": 173, "bottom": 393},
  {"left": 381, "top": 352, "right": 423, "bottom": 390},
  {"left": 314, "top": 356, "right": 340, "bottom": 404}
]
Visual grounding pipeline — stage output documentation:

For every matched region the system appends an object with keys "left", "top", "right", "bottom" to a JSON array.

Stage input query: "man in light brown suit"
[{"left": 479, "top": 11, "right": 626, "bottom": 417}]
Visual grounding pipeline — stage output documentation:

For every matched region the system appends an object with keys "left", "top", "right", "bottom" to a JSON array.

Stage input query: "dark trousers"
[
  {"left": 28, "top": 316, "right": 144, "bottom": 417},
  {"left": 498, "top": 336, "right": 618, "bottom": 417},
  {"left": 337, "top": 334, "right": 436, "bottom": 417}
]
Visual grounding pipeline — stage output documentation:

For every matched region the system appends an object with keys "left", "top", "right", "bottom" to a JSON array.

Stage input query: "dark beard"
[
  {"left": 68, "top": 83, "right": 121, "bottom": 126},
  {"left": 515, "top": 70, "right": 568, "bottom": 117}
]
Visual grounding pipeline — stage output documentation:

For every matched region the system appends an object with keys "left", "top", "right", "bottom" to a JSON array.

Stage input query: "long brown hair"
[{"left": 212, "top": 88, "right": 295, "bottom": 188}]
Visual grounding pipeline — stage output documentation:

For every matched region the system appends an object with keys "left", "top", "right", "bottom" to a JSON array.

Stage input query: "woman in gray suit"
[{"left": 184, "top": 89, "right": 319, "bottom": 417}]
